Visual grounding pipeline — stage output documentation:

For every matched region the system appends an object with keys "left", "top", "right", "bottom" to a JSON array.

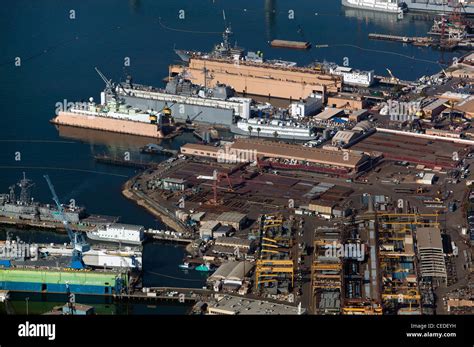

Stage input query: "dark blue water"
[{"left": 0, "top": 0, "right": 462, "bottom": 313}]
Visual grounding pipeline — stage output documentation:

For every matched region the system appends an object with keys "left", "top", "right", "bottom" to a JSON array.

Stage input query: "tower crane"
[{"left": 44, "top": 175, "right": 90, "bottom": 269}]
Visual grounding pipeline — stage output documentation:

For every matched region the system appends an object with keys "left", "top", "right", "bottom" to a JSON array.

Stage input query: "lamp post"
[{"left": 25, "top": 297, "right": 29, "bottom": 315}]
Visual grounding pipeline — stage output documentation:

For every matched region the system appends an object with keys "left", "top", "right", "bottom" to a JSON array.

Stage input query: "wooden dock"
[
  {"left": 117, "top": 287, "right": 214, "bottom": 303},
  {"left": 369, "top": 33, "right": 433, "bottom": 47},
  {"left": 94, "top": 154, "right": 156, "bottom": 169},
  {"left": 145, "top": 230, "right": 194, "bottom": 244}
]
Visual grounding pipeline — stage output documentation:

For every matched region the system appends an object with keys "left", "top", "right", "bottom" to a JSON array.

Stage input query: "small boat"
[
  {"left": 195, "top": 263, "right": 214, "bottom": 272},
  {"left": 178, "top": 262, "right": 195, "bottom": 270},
  {"left": 140, "top": 143, "right": 178, "bottom": 156},
  {"left": 140, "top": 143, "right": 164, "bottom": 154}
]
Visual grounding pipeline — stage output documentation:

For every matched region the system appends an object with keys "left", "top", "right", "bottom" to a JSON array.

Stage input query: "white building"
[
  {"left": 329, "top": 64, "right": 374, "bottom": 87},
  {"left": 290, "top": 94, "right": 323, "bottom": 118}
]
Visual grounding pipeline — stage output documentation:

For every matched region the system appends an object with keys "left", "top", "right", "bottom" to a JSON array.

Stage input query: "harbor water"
[{"left": 0, "top": 0, "right": 462, "bottom": 314}]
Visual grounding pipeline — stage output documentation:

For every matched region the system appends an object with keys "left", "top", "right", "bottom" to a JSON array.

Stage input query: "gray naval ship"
[
  {"left": 100, "top": 25, "right": 251, "bottom": 127},
  {"left": 404, "top": 0, "right": 474, "bottom": 15},
  {"left": 104, "top": 74, "right": 250, "bottom": 127},
  {"left": 0, "top": 173, "right": 86, "bottom": 223}
]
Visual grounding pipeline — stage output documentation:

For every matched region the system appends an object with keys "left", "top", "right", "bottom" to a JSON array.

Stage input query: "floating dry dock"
[
  {"left": 270, "top": 39, "right": 311, "bottom": 50},
  {"left": 52, "top": 112, "right": 167, "bottom": 139},
  {"left": 0, "top": 267, "right": 129, "bottom": 295}
]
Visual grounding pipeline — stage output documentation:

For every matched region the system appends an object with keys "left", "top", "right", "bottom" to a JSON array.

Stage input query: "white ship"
[
  {"left": 86, "top": 223, "right": 145, "bottom": 246},
  {"left": 39, "top": 244, "right": 142, "bottom": 270},
  {"left": 231, "top": 118, "right": 317, "bottom": 140},
  {"left": 328, "top": 64, "right": 375, "bottom": 87},
  {"left": 405, "top": 0, "right": 474, "bottom": 15},
  {"left": 342, "top": 0, "right": 407, "bottom": 13}
]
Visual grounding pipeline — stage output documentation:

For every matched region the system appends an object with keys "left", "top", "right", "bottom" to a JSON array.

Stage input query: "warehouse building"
[
  {"left": 199, "top": 221, "right": 221, "bottom": 240},
  {"left": 313, "top": 107, "right": 345, "bottom": 122},
  {"left": 214, "top": 237, "right": 254, "bottom": 250},
  {"left": 208, "top": 261, "right": 253, "bottom": 288},
  {"left": 289, "top": 94, "right": 323, "bottom": 118},
  {"left": 331, "top": 130, "right": 361, "bottom": 147},
  {"left": 207, "top": 294, "right": 304, "bottom": 315},
  {"left": 349, "top": 109, "right": 369, "bottom": 122},
  {"left": 308, "top": 200, "right": 336, "bottom": 217},
  {"left": 160, "top": 177, "right": 187, "bottom": 191},
  {"left": 213, "top": 237, "right": 256, "bottom": 257},
  {"left": 216, "top": 211, "right": 247, "bottom": 231},
  {"left": 180, "top": 143, "right": 220, "bottom": 159},
  {"left": 231, "top": 139, "right": 370, "bottom": 172},
  {"left": 327, "top": 93, "right": 367, "bottom": 111},
  {"left": 416, "top": 227, "right": 447, "bottom": 283},
  {"left": 181, "top": 138, "right": 372, "bottom": 174},
  {"left": 416, "top": 173, "right": 436, "bottom": 185},
  {"left": 421, "top": 98, "right": 447, "bottom": 120}
]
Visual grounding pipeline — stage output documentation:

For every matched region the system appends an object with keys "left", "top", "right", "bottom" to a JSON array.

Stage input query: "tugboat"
[{"left": 178, "top": 262, "right": 195, "bottom": 270}]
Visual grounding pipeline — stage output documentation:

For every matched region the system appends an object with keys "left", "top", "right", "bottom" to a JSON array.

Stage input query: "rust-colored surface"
[{"left": 170, "top": 57, "right": 342, "bottom": 99}]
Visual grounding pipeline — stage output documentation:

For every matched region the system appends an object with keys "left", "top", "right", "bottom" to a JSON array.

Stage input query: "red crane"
[{"left": 210, "top": 171, "right": 233, "bottom": 205}]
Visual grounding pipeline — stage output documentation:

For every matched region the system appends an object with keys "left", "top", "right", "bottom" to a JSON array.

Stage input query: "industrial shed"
[
  {"left": 216, "top": 211, "right": 248, "bottom": 231},
  {"left": 331, "top": 130, "right": 360, "bottom": 146},
  {"left": 208, "top": 261, "right": 253, "bottom": 287},
  {"left": 416, "top": 227, "right": 447, "bottom": 282},
  {"left": 231, "top": 139, "right": 369, "bottom": 171}
]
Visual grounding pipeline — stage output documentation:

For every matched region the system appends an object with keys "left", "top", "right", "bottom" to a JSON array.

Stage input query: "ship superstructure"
[
  {"left": 0, "top": 173, "right": 86, "bottom": 224},
  {"left": 405, "top": 0, "right": 474, "bottom": 15},
  {"left": 86, "top": 223, "right": 145, "bottom": 246},
  {"left": 231, "top": 118, "right": 317, "bottom": 141},
  {"left": 327, "top": 64, "right": 375, "bottom": 87},
  {"left": 109, "top": 74, "right": 251, "bottom": 126},
  {"left": 39, "top": 244, "right": 142, "bottom": 270},
  {"left": 342, "top": 0, "right": 407, "bottom": 14}
]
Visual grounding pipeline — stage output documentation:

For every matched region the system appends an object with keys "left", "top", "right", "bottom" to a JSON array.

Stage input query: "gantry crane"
[{"left": 44, "top": 175, "right": 90, "bottom": 269}]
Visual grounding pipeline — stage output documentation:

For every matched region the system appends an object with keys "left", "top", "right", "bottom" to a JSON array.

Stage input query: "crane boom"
[
  {"left": 43, "top": 175, "right": 89, "bottom": 269},
  {"left": 95, "top": 67, "right": 114, "bottom": 90}
]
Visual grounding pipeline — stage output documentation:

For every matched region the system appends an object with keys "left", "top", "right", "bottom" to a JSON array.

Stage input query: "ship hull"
[
  {"left": 405, "top": 1, "right": 474, "bottom": 14},
  {"left": 41, "top": 245, "right": 142, "bottom": 270},
  {"left": 116, "top": 94, "right": 235, "bottom": 126},
  {"left": 170, "top": 59, "right": 342, "bottom": 100},
  {"left": 86, "top": 231, "right": 143, "bottom": 246},
  {"left": 0, "top": 268, "right": 128, "bottom": 295},
  {"left": 342, "top": 0, "right": 405, "bottom": 13}
]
